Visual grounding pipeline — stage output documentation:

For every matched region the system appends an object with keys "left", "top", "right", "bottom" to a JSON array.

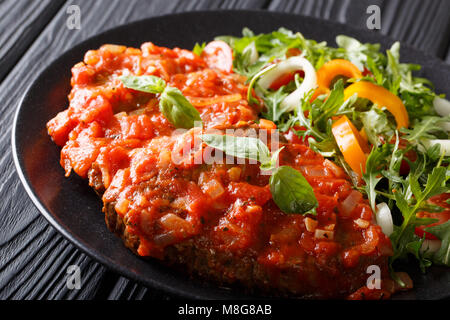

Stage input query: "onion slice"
[
  {"left": 419, "top": 96, "right": 450, "bottom": 152},
  {"left": 421, "top": 139, "right": 450, "bottom": 156},
  {"left": 440, "top": 122, "right": 450, "bottom": 132},
  {"left": 433, "top": 96, "right": 450, "bottom": 117},
  {"left": 258, "top": 56, "right": 318, "bottom": 112},
  {"left": 420, "top": 239, "right": 442, "bottom": 254},
  {"left": 434, "top": 96, "right": 450, "bottom": 132},
  {"left": 375, "top": 202, "right": 394, "bottom": 237}
]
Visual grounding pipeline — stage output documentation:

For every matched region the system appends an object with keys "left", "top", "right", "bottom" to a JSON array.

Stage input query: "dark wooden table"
[{"left": 1, "top": 0, "right": 449, "bottom": 300}]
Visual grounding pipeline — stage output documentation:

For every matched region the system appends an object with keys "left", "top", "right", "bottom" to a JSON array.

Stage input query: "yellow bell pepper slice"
[
  {"left": 344, "top": 81, "right": 409, "bottom": 129},
  {"left": 317, "top": 59, "right": 363, "bottom": 89},
  {"left": 332, "top": 115, "right": 369, "bottom": 177}
]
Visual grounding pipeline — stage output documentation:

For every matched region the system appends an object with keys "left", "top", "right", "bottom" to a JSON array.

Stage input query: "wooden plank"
[
  {"left": 0, "top": 0, "right": 65, "bottom": 82},
  {"left": 268, "top": 0, "right": 450, "bottom": 59},
  {"left": 0, "top": 0, "right": 267, "bottom": 300}
]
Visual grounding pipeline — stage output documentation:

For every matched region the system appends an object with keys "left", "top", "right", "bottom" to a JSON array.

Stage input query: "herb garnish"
[{"left": 120, "top": 75, "right": 202, "bottom": 129}]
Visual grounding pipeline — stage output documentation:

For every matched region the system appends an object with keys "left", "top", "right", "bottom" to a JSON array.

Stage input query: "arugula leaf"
[
  {"left": 383, "top": 42, "right": 437, "bottom": 120},
  {"left": 382, "top": 132, "right": 405, "bottom": 209},
  {"left": 360, "top": 107, "right": 394, "bottom": 146},
  {"left": 391, "top": 216, "right": 437, "bottom": 266},
  {"left": 216, "top": 28, "right": 300, "bottom": 77},
  {"left": 386, "top": 42, "right": 402, "bottom": 95},
  {"left": 313, "top": 80, "right": 345, "bottom": 131},
  {"left": 406, "top": 238, "right": 432, "bottom": 272},
  {"left": 218, "top": 27, "right": 334, "bottom": 76},
  {"left": 121, "top": 75, "right": 202, "bottom": 129},
  {"left": 308, "top": 136, "right": 338, "bottom": 158},
  {"left": 363, "top": 143, "right": 392, "bottom": 211},
  {"left": 261, "top": 86, "right": 289, "bottom": 122},
  {"left": 425, "top": 220, "right": 450, "bottom": 266},
  {"left": 290, "top": 81, "right": 355, "bottom": 143},
  {"left": 366, "top": 55, "right": 385, "bottom": 86},
  {"left": 401, "top": 116, "right": 450, "bottom": 142},
  {"left": 293, "top": 92, "right": 327, "bottom": 141},
  {"left": 390, "top": 166, "right": 449, "bottom": 267},
  {"left": 270, "top": 166, "right": 318, "bottom": 214},
  {"left": 335, "top": 35, "right": 384, "bottom": 71},
  {"left": 335, "top": 37, "right": 438, "bottom": 122}
]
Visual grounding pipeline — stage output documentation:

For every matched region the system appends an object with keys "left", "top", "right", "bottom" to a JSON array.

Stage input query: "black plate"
[{"left": 12, "top": 10, "right": 450, "bottom": 299}]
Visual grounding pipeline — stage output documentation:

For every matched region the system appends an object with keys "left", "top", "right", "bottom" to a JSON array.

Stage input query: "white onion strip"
[
  {"left": 433, "top": 96, "right": 450, "bottom": 117},
  {"left": 375, "top": 202, "right": 394, "bottom": 237},
  {"left": 417, "top": 97, "right": 450, "bottom": 154},
  {"left": 258, "top": 56, "right": 318, "bottom": 112},
  {"left": 434, "top": 96, "right": 450, "bottom": 133},
  {"left": 420, "top": 239, "right": 442, "bottom": 254}
]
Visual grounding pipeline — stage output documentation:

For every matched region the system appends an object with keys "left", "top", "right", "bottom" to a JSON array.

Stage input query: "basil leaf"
[
  {"left": 201, "top": 134, "right": 317, "bottom": 215},
  {"left": 159, "top": 86, "right": 202, "bottom": 129},
  {"left": 120, "top": 75, "right": 166, "bottom": 94},
  {"left": 192, "top": 42, "right": 206, "bottom": 56},
  {"left": 200, "top": 134, "right": 271, "bottom": 164},
  {"left": 269, "top": 166, "right": 318, "bottom": 214},
  {"left": 260, "top": 147, "right": 284, "bottom": 171},
  {"left": 120, "top": 75, "right": 201, "bottom": 129}
]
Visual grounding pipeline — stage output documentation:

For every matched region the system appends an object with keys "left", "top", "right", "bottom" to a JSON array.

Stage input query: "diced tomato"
[
  {"left": 414, "top": 227, "right": 439, "bottom": 240},
  {"left": 201, "top": 40, "right": 233, "bottom": 73},
  {"left": 269, "top": 70, "right": 305, "bottom": 91},
  {"left": 227, "top": 182, "right": 272, "bottom": 206},
  {"left": 415, "top": 195, "right": 450, "bottom": 240},
  {"left": 47, "top": 110, "right": 76, "bottom": 146},
  {"left": 362, "top": 67, "right": 373, "bottom": 77},
  {"left": 286, "top": 48, "right": 302, "bottom": 57},
  {"left": 118, "top": 114, "right": 155, "bottom": 140},
  {"left": 95, "top": 146, "right": 130, "bottom": 188},
  {"left": 71, "top": 63, "right": 96, "bottom": 85}
]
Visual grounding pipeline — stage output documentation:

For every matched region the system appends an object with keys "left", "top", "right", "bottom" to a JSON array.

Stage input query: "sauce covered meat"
[{"left": 47, "top": 42, "right": 396, "bottom": 299}]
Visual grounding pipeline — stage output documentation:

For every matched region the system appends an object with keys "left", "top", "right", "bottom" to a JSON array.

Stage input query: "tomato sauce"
[
  {"left": 47, "top": 43, "right": 395, "bottom": 298},
  {"left": 416, "top": 193, "right": 450, "bottom": 240}
]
